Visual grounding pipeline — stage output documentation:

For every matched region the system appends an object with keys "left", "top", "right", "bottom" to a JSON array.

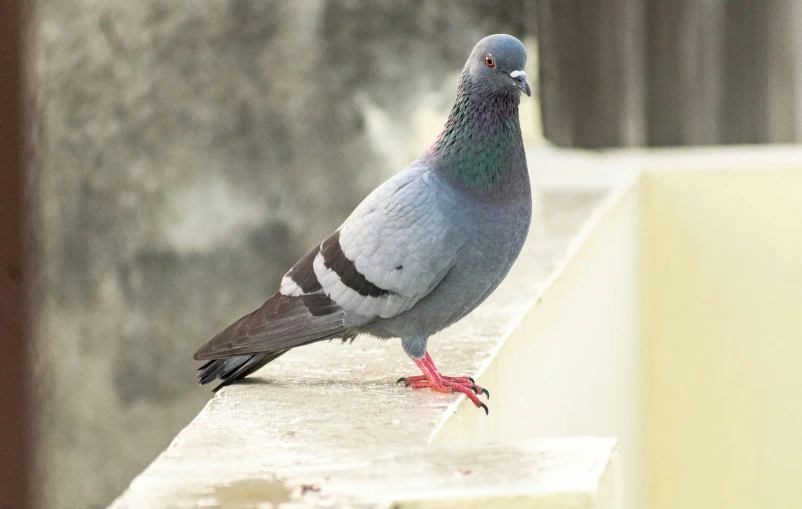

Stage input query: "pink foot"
[{"left": 396, "top": 352, "right": 489, "bottom": 414}]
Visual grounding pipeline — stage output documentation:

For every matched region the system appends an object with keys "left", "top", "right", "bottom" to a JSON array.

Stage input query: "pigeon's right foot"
[
  {"left": 397, "top": 375, "right": 489, "bottom": 398},
  {"left": 397, "top": 351, "right": 489, "bottom": 414}
]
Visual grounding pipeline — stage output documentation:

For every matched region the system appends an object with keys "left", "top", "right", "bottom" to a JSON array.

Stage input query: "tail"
[
  {"left": 197, "top": 350, "right": 289, "bottom": 392},
  {"left": 194, "top": 290, "right": 347, "bottom": 392}
]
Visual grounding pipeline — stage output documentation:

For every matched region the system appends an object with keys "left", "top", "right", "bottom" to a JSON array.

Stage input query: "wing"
[
  {"left": 280, "top": 162, "right": 466, "bottom": 321},
  {"left": 193, "top": 291, "right": 345, "bottom": 360},
  {"left": 195, "top": 162, "right": 464, "bottom": 361}
]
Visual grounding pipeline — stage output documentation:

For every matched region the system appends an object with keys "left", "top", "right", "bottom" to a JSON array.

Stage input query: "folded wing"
[{"left": 195, "top": 162, "right": 465, "bottom": 361}]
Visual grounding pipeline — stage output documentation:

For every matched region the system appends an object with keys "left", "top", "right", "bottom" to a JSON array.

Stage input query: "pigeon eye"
[{"left": 485, "top": 56, "right": 495, "bottom": 68}]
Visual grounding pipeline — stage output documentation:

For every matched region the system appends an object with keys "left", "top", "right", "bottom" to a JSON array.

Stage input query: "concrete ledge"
[
  {"left": 115, "top": 437, "right": 619, "bottom": 509},
  {"left": 109, "top": 149, "right": 633, "bottom": 508}
]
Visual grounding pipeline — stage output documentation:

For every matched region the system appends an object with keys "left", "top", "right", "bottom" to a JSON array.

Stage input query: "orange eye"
[{"left": 485, "top": 55, "right": 495, "bottom": 68}]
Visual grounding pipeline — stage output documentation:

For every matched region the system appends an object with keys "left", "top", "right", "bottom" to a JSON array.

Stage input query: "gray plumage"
[{"left": 195, "top": 34, "right": 532, "bottom": 392}]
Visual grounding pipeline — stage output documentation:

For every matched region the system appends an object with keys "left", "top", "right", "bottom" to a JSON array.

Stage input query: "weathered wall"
[{"left": 30, "top": 1, "right": 532, "bottom": 508}]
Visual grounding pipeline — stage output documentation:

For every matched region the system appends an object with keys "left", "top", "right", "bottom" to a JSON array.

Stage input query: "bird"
[{"left": 194, "top": 34, "right": 532, "bottom": 414}]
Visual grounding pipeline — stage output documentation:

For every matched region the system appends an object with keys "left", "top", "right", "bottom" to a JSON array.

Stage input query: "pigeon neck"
[{"left": 429, "top": 72, "right": 527, "bottom": 195}]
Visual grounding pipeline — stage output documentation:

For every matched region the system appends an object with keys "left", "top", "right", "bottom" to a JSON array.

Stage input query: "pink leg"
[{"left": 396, "top": 351, "right": 489, "bottom": 414}]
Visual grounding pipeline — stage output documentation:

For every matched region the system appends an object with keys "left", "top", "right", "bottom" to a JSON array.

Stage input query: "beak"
[{"left": 510, "top": 70, "right": 531, "bottom": 97}]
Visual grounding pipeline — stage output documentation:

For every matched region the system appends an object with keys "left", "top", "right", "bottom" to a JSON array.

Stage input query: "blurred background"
[{"left": 2, "top": 1, "right": 802, "bottom": 508}]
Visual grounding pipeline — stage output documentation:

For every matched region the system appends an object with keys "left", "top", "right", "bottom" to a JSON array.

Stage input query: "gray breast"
[{"left": 371, "top": 191, "right": 531, "bottom": 340}]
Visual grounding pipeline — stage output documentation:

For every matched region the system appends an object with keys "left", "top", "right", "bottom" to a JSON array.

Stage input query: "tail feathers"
[{"left": 197, "top": 350, "right": 288, "bottom": 392}]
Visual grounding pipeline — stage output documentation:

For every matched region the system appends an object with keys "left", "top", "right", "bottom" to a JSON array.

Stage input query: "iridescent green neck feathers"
[{"left": 428, "top": 72, "right": 527, "bottom": 193}]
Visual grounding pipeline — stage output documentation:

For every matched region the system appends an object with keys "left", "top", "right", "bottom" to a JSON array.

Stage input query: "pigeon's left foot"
[{"left": 396, "top": 351, "right": 489, "bottom": 414}]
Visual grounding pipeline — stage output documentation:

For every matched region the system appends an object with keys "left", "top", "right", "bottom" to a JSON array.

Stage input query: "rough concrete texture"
[
  {"left": 108, "top": 150, "right": 627, "bottom": 508},
  {"left": 30, "top": 1, "right": 532, "bottom": 508}
]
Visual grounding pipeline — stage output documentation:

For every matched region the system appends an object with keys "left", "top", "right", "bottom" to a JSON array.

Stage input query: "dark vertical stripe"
[{"left": 0, "top": 1, "right": 31, "bottom": 507}]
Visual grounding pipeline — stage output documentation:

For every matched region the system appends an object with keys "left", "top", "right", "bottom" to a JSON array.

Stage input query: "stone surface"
[
  {"left": 113, "top": 435, "right": 619, "bottom": 508},
  {"left": 30, "top": 2, "right": 535, "bottom": 508}
]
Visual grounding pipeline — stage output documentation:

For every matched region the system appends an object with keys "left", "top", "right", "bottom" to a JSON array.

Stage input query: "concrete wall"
[{"left": 30, "top": 2, "right": 531, "bottom": 508}]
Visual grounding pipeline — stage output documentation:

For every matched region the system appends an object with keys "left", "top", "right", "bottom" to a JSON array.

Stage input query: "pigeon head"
[{"left": 465, "top": 34, "right": 530, "bottom": 97}]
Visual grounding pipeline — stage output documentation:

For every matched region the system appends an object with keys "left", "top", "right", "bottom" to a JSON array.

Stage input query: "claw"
[{"left": 399, "top": 351, "right": 492, "bottom": 415}]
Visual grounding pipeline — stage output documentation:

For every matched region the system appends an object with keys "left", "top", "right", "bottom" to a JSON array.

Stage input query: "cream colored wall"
[
  {"left": 435, "top": 184, "right": 643, "bottom": 509},
  {"left": 642, "top": 168, "right": 802, "bottom": 509}
]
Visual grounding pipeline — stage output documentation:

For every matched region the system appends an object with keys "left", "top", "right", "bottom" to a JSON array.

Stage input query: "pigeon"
[{"left": 194, "top": 34, "right": 532, "bottom": 414}]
